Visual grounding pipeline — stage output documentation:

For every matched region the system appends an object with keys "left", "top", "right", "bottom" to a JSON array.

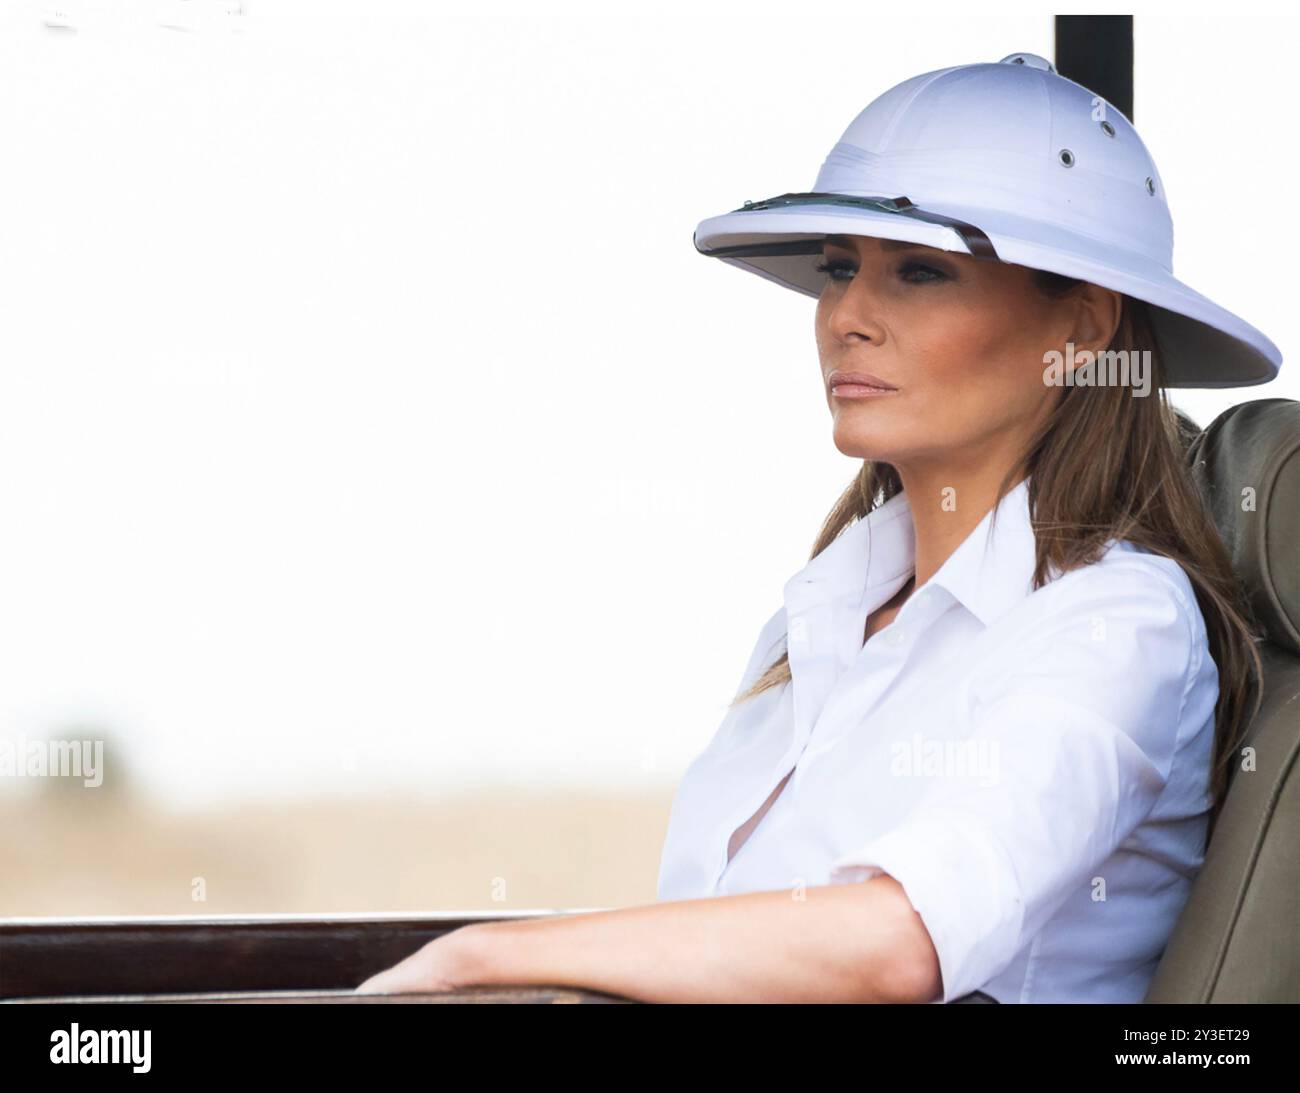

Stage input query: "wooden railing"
[{"left": 0, "top": 913, "right": 631, "bottom": 1003}]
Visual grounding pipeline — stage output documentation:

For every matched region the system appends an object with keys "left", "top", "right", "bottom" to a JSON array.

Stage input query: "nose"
[{"left": 821, "top": 262, "right": 887, "bottom": 346}]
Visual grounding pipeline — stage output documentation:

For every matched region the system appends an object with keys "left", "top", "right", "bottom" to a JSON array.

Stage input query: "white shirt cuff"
[{"left": 827, "top": 807, "right": 1026, "bottom": 1004}]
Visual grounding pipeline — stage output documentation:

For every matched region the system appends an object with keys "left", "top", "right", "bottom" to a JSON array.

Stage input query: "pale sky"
[{"left": 0, "top": 0, "right": 1294, "bottom": 808}]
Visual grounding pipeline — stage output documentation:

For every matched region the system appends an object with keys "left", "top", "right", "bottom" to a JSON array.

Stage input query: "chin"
[
  {"left": 831, "top": 422, "right": 908, "bottom": 463},
  {"left": 831, "top": 438, "right": 903, "bottom": 463}
]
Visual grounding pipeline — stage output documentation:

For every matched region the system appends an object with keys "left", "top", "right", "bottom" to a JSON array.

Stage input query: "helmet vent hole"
[
  {"left": 1058, "top": 149, "right": 1075, "bottom": 167},
  {"left": 1145, "top": 177, "right": 1156, "bottom": 195},
  {"left": 1100, "top": 120, "right": 1115, "bottom": 137}
]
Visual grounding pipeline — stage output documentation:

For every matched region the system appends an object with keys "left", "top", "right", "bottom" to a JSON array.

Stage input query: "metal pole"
[{"left": 1054, "top": 15, "right": 1134, "bottom": 122}]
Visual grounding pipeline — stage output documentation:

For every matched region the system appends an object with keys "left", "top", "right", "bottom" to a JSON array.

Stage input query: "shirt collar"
[
  {"left": 782, "top": 475, "right": 1038, "bottom": 629},
  {"left": 925, "top": 475, "right": 1039, "bottom": 628}
]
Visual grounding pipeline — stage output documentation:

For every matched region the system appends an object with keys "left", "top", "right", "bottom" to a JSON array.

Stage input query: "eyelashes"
[{"left": 813, "top": 259, "right": 951, "bottom": 285}]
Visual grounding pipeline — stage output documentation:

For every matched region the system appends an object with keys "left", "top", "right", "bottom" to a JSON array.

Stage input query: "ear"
[{"left": 1066, "top": 283, "right": 1124, "bottom": 361}]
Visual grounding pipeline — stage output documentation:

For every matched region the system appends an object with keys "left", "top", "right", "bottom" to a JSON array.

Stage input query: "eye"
[
  {"left": 813, "top": 258, "right": 951, "bottom": 285},
  {"left": 813, "top": 258, "right": 855, "bottom": 283},
  {"left": 897, "top": 260, "right": 949, "bottom": 284}
]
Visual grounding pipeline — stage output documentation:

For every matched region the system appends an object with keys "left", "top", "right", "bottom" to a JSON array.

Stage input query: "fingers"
[{"left": 354, "top": 968, "right": 404, "bottom": 994}]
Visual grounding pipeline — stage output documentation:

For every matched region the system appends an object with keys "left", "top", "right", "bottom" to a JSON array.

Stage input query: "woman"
[{"left": 357, "top": 52, "right": 1277, "bottom": 1003}]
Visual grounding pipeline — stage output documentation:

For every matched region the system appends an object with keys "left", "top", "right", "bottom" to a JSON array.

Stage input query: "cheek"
[{"left": 904, "top": 310, "right": 1054, "bottom": 425}]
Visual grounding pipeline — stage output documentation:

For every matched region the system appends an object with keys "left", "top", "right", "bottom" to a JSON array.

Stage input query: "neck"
[{"left": 894, "top": 464, "right": 1027, "bottom": 590}]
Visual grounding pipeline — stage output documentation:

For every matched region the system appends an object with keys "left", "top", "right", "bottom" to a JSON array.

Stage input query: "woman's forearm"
[{"left": 445, "top": 877, "right": 941, "bottom": 1003}]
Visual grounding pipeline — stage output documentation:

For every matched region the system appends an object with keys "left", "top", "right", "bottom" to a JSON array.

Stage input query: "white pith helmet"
[{"left": 693, "top": 52, "right": 1281, "bottom": 389}]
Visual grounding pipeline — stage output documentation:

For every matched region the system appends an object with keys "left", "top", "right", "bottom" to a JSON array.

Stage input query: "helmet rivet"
[
  {"left": 1058, "top": 148, "right": 1075, "bottom": 167},
  {"left": 1145, "top": 177, "right": 1155, "bottom": 195},
  {"left": 1099, "top": 120, "right": 1115, "bottom": 137},
  {"left": 742, "top": 200, "right": 753, "bottom": 208}
]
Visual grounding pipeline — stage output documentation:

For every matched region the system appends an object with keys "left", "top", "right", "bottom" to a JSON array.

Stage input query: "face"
[{"left": 814, "top": 234, "right": 1119, "bottom": 475}]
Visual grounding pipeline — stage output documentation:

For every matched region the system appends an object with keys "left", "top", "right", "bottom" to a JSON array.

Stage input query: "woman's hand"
[{"left": 354, "top": 926, "right": 482, "bottom": 995}]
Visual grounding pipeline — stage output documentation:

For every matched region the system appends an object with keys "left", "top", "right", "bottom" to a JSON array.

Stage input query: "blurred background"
[{"left": 1, "top": 0, "right": 1294, "bottom": 916}]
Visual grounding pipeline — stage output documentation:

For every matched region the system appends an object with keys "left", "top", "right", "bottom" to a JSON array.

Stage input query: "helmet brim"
[{"left": 694, "top": 199, "right": 1282, "bottom": 389}]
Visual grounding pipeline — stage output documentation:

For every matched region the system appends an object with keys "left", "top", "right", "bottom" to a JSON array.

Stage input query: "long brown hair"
[{"left": 730, "top": 269, "right": 1265, "bottom": 847}]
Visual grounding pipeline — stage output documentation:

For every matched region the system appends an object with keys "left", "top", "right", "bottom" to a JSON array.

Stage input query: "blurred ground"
[{"left": 0, "top": 783, "right": 677, "bottom": 916}]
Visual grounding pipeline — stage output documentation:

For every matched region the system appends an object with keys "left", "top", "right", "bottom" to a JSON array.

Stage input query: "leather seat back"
[{"left": 1146, "top": 398, "right": 1300, "bottom": 1002}]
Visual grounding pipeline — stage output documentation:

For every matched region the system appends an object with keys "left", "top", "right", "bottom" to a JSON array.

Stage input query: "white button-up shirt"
[{"left": 657, "top": 476, "right": 1219, "bottom": 1003}]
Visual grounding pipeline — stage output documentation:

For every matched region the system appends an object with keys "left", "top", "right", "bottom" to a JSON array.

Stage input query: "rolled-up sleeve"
[{"left": 826, "top": 560, "right": 1203, "bottom": 1003}]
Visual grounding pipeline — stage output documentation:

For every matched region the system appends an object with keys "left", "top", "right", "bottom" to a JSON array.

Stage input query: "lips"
[{"left": 829, "top": 370, "right": 898, "bottom": 391}]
